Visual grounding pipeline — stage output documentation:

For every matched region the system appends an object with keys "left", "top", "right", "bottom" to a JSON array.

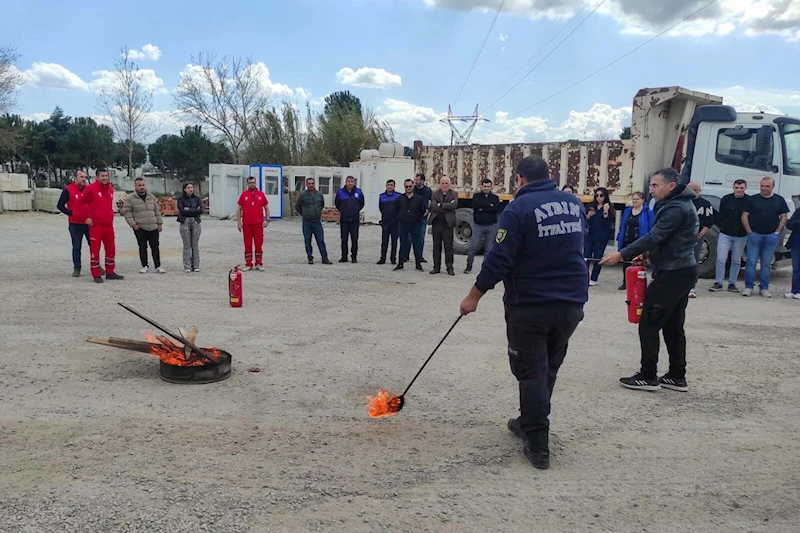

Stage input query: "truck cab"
[{"left": 682, "top": 106, "right": 799, "bottom": 276}]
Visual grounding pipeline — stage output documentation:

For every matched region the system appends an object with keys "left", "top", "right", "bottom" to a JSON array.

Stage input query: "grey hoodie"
[{"left": 621, "top": 184, "right": 699, "bottom": 275}]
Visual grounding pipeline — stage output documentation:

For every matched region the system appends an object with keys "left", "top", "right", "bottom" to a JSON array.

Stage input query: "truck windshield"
[{"left": 780, "top": 122, "right": 800, "bottom": 176}]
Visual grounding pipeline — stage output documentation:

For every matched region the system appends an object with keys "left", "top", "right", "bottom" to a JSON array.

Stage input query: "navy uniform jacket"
[
  {"left": 475, "top": 179, "right": 589, "bottom": 307},
  {"left": 334, "top": 187, "right": 365, "bottom": 223},
  {"left": 379, "top": 191, "right": 401, "bottom": 224}
]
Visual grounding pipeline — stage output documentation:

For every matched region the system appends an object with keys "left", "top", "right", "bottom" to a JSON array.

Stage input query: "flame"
[
  {"left": 144, "top": 331, "right": 221, "bottom": 367},
  {"left": 367, "top": 389, "right": 403, "bottom": 418}
]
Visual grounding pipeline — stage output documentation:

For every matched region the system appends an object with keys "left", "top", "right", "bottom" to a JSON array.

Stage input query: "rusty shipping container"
[{"left": 413, "top": 140, "right": 634, "bottom": 203}]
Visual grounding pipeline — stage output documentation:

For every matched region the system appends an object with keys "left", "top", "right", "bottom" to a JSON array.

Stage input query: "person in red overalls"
[
  {"left": 82, "top": 167, "right": 124, "bottom": 283},
  {"left": 57, "top": 170, "right": 102, "bottom": 278},
  {"left": 237, "top": 176, "right": 270, "bottom": 271}
]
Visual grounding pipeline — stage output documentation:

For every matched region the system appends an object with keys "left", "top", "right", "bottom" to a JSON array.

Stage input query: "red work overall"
[
  {"left": 82, "top": 180, "right": 117, "bottom": 278},
  {"left": 238, "top": 189, "right": 268, "bottom": 267}
]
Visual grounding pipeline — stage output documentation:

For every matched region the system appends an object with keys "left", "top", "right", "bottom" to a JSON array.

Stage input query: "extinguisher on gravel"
[
  {"left": 625, "top": 260, "right": 647, "bottom": 324},
  {"left": 229, "top": 265, "right": 243, "bottom": 308}
]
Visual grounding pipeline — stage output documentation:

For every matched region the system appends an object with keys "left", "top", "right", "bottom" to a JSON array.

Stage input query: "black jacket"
[
  {"left": 716, "top": 193, "right": 748, "bottom": 237},
  {"left": 472, "top": 192, "right": 500, "bottom": 225},
  {"left": 621, "top": 185, "right": 699, "bottom": 275},
  {"left": 177, "top": 195, "right": 203, "bottom": 223},
  {"left": 395, "top": 193, "right": 427, "bottom": 224}
]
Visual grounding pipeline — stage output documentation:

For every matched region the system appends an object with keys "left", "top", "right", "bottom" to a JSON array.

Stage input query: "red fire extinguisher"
[
  {"left": 229, "top": 265, "right": 243, "bottom": 308},
  {"left": 625, "top": 263, "right": 647, "bottom": 323}
]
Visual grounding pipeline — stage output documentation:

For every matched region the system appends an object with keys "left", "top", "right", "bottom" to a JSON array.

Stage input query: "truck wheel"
[
  {"left": 454, "top": 208, "right": 474, "bottom": 255},
  {"left": 698, "top": 226, "right": 718, "bottom": 279}
]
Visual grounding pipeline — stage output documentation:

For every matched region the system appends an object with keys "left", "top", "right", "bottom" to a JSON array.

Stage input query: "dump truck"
[{"left": 412, "top": 86, "right": 800, "bottom": 278}]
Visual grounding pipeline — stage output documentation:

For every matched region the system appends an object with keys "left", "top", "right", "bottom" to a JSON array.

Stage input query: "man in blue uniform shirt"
[{"left": 460, "top": 156, "right": 588, "bottom": 470}]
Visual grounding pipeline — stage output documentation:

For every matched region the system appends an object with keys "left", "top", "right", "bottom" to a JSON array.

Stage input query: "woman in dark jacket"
[
  {"left": 616, "top": 191, "right": 655, "bottom": 290},
  {"left": 177, "top": 182, "right": 203, "bottom": 272},
  {"left": 585, "top": 187, "right": 616, "bottom": 285}
]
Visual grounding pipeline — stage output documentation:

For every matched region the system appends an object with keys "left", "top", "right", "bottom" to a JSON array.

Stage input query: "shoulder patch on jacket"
[{"left": 496, "top": 228, "right": 507, "bottom": 243}]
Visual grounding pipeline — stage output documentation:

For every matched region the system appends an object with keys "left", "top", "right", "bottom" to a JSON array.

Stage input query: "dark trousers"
[
  {"left": 340, "top": 220, "right": 359, "bottom": 259},
  {"left": 380, "top": 220, "right": 399, "bottom": 262},
  {"left": 431, "top": 218, "right": 454, "bottom": 270},
  {"left": 302, "top": 219, "right": 328, "bottom": 260},
  {"left": 135, "top": 229, "right": 161, "bottom": 268},
  {"left": 399, "top": 221, "right": 423, "bottom": 264},
  {"left": 416, "top": 219, "right": 427, "bottom": 257},
  {"left": 506, "top": 305, "right": 584, "bottom": 435},
  {"left": 639, "top": 266, "right": 697, "bottom": 380},
  {"left": 68, "top": 223, "right": 90, "bottom": 270},
  {"left": 584, "top": 239, "right": 608, "bottom": 282}
]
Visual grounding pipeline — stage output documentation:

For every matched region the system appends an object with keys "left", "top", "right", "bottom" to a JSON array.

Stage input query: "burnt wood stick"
[
  {"left": 87, "top": 337, "right": 161, "bottom": 354},
  {"left": 117, "top": 303, "right": 219, "bottom": 363}
]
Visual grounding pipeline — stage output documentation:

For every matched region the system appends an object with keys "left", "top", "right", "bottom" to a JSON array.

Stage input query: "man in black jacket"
[
  {"left": 377, "top": 180, "right": 400, "bottom": 265},
  {"left": 688, "top": 182, "right": 714, "bottom": 298},
  {"left": 394, "top": 179, "right": 426, "bottom": 271},
  {"left": 334, "top": 176, "right": 365, "bottom": 263},
  {"left": 710, "top": 179, "right": 749, "bottom": 292},
  {"left": 465, "top": 178, "right": 501, "bottom": 274},
  {"left": 600, "top": 168, "right": 699, "bottom": 393}
]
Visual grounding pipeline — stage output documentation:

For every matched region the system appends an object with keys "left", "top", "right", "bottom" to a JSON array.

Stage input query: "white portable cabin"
[
  {"left": 349, "top": 143, "right": 415, "bottom": 224},
  {"left": 283, "top": 166, "right": 363, "bottom": 210},
  {"left": 208, "top": 164, "right": 249, "bottom": 218}
]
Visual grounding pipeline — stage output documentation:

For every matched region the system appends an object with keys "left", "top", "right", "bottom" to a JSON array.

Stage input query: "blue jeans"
[
  {"left": 302, "top": 219, "right": 328, "bottom": 260},
  {"left": 791, "top": 242, "right": 800, "bottom": 295},
  {"left": 584, "top": 239, "right": 608, "bottom": 282},
  {"left": 399, "top": 222, "right": 424, "bottom": 264},
  {"left": 716, "top": 233, "right": 747, "bottom": 285},
  {"left": 466, "top": 223, "right": 496, "bottom": 270},
  {"left": 68, "top": 223, "right": 90, "bottom": 269},
  {"left": 744, "top": 233, "right": 779, "bottom": 289}
]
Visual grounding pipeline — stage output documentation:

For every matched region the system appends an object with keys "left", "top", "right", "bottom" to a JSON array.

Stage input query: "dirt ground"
[{"left": 0, "top": 212, "right": 798, "bottom": 533}]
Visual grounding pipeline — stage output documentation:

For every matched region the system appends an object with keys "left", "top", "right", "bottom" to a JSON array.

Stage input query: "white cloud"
[
  {"left": 417, "top": 0, "right": 800, "bottom": 41},
  {"left": 91, "top": 109, "right": 183, "bottom": 142},
  {"left": 335, "top": 67, "right": 402, "bottom": 90},
  {"left": 177, "top": 61, "right": 308, "bottom": 101},
  {"left": 18, "top": 62, "right": 89, "bottom": 91},
  {"left": 21, "top": 112, "right": 51, "bottom": 122},
  {"left": 128, "top": 44, "right": 161, "bottom": 61},
  {"left": 376, "top": 98, "right": 631, "bottom": 145},
  {"left": 89, "top": 68, "right": 169, "bottom": 95},
  {"left": 717, "top": 22, "right": 737, "bottom": 34},
  {"left": 499, "top": 32, "right": 508, "bottom": 41},
  {"left": 704, "top": 85, "right": 800, "bottom": 113},
  {"left": 724, "top": 98, "right": 783, "bottom": 114}
]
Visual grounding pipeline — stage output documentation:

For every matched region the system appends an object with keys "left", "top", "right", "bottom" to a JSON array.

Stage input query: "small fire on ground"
[
  {"left": 145, "top": 332, "right": 221, "bottom": 367},
  {"left": 367, "top": 389, "right": 403, "bottom": 418}
]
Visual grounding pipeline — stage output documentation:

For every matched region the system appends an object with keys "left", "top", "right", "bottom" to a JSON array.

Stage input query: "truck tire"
[
  {"left": 698, "top": 226, "right": 718, "bottom": 279},
  {"left": 454, "top": 208, "right": 474, "bottom": 255}
]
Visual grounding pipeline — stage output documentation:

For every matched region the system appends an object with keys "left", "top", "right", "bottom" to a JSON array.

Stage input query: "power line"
[
  {"left": 481, "top": 1, "right": 591, "bottom": 105},
  {"left": 453, "top": 0, "right": 506, "bottom": 107},
  {"left": 483, "top": 0, "right": 607, "bottom": 114},
  {"left": 506, "top": 0, "right": 719, "bottom": 118}
]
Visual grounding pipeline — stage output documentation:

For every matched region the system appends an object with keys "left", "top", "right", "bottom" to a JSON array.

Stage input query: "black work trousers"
[
  {"left": 505, "top": 305, "right": 584, "bottom": 436},
  {"left": 638, "top": 266, "right": 697, "bottom": 380},
  {"left": 380, "top": 220, "right": 399, "bottom": 262},
  {"left": 135, "top": 229, "right": 161, "bottom": 268},
  {"left": 431, "top": 217, "right": 454, "bottom": 270},
  {"left": 340, "top": 220, "right": 359, "bottom": 259}
]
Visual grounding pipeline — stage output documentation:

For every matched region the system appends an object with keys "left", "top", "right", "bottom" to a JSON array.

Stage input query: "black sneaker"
[
  {"left": 377, "top": 259, "right": 386, "bottom": 265},
  {"left": 308, "top": 259, "right": 314, "bottom": 265},
  {"left": 93, "top": 276, "right": 104, "bottom": 284},
  {"left": 447, "top": 268, "right": 455, "bottom": 276},
  {"left": 322, "top": 258, "right": 333, "bottom": 265},
  {"left": 106, "top": 273, "right": 124, "bottom": 280},
  {"left": 620, "top": 373, "right": 660, "bottom": 391},
  {"left": 351, "top": 257, "right": 358, "bottom": 264},
  {"left": 728, "top": 283, "right": 740, "bottom": 293},
  {"left": 339, "top": 257, "right": 348, "bottom": 263},
  {"left": 709, "top": 282, "right": 724, "bottom": 292},
  {"left": 507, "top": 418, "right": 524, "bottom": 440},
  {"left": 420, "top": 258, "right": 427, "bottom": 263},
  {"left": 464, "top": 268, "right": 472, "bottom": 274},
  {"left": 430, "top": 269, "right": 441, "bottom": 275},
  {"left": 72, "top": 269, "right": 81, "bottom": 278},
  {"left": 415, "top": 263, "right": 424, "bottom": 272},
  {"left": 618, "top": 284, "right": 626, "bottom": 291},
  {"left": 393, "top": 263, "right": 404, "bottom": 271},
  {"left": 390, "top": 259, "right": 396, "bottom": 265},
  {"left": 659, "top": 375, "right": 688, "bottom": 392}
]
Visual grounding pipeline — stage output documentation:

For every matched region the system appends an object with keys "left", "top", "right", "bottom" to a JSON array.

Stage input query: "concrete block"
[
  {"left": 0, "top": 173, "right": 30, "bottom": 192},
  {"left": 1, "top": 191, "right": 33, "bottom": 211}
]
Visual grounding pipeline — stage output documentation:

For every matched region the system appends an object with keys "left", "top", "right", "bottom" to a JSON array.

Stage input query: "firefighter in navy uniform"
[{"left": 460, "top": 156, "right": 588, "bottom": 470}]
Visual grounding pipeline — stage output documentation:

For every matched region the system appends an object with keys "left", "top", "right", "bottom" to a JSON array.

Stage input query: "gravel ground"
[{"left": 1, "top": 212, "right": 798, "bottom": 533}]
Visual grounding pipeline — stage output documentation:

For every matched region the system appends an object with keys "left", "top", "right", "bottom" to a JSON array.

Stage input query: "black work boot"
[
  {"left": 72, "top": 268, "right": 81, "bottom": 278},
  {"left": 507, "top": 417, "right": 524, "bottom": 440},
  {"left": 393, "top": 263, "right": 404, "bottom": 271},
  {"left": 415, "top": 262, "right": 424, "bottom": 271},
  {"left": 93, "top": 276, "right": 104, "bottom": 284},
  {"left": 523, "top": 431, "right": 550, "bottom": 470},
  {"left": 339, "top": 257, "right": 348, "bottom": 263},
  {"left": 351, "top": 256, "right": 358, "bottom": 264},
  {"left": 377, "top": 258, "right": 386, "bottom": 265},
  {"left": 322, "top": 257, "right": 333, "bottom": 265},
  {"left": 106, "top": 273, "right": 124, "bottom": 280}
]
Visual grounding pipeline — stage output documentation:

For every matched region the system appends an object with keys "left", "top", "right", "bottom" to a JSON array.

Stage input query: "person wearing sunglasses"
[{"left": 585, "top": 187, "right": 615, "bottom": 285}]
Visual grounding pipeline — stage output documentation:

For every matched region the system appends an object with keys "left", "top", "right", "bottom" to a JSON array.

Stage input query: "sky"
[{"left": 5, "top": 0, "right": 800, "bottom": 146}]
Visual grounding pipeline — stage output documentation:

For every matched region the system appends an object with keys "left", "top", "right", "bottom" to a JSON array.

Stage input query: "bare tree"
[
  {"left": 98, "top": 47, "right": 158, "bottom": 179},
  {"left": 173, "top": 52, "right": 271, "bottom": 163},
  {"left": 0, "top": 45, "right": 23, "bottom": 114}
]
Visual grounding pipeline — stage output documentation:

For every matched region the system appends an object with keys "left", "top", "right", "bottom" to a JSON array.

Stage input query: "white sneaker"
[
  {"left": 192, "top": 267, "right": 200, "bottom": 272},
  {"left": 785, "top": 293, "right": 796, "bottom": 299},
  {"left": 689, "top": 289, "right": 697, "bottom": 299},
  {"left": 243, "top": 266, "right": 252, "bottom": 271},
  {"left": 156, "top": 267, "right": 166, "bottom": 274},
  {"left": 795, "top": 294, "right": 800, "bottom": 300},
  {"left": 255, "top": 265, "right": 265, "bottom": 271},
  {"left": 742, "top": 288, "right": 752, "bottom": 297},
  {"left": 589, "top": 281, "right": 598, "bottom": 286},
  {"left": 139, "top": 266, "right": 149, "bottom": 274},
  {"left": 184, "top": 268, "right": 191, "bottom": 273},
  {"left": 761, "top": 290, "right": 772, "bottom": 299}
]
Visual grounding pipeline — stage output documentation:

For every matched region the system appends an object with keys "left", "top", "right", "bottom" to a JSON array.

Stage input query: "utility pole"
[{"left": 440, "top": 104, "right": 488, "bottom": 146}]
